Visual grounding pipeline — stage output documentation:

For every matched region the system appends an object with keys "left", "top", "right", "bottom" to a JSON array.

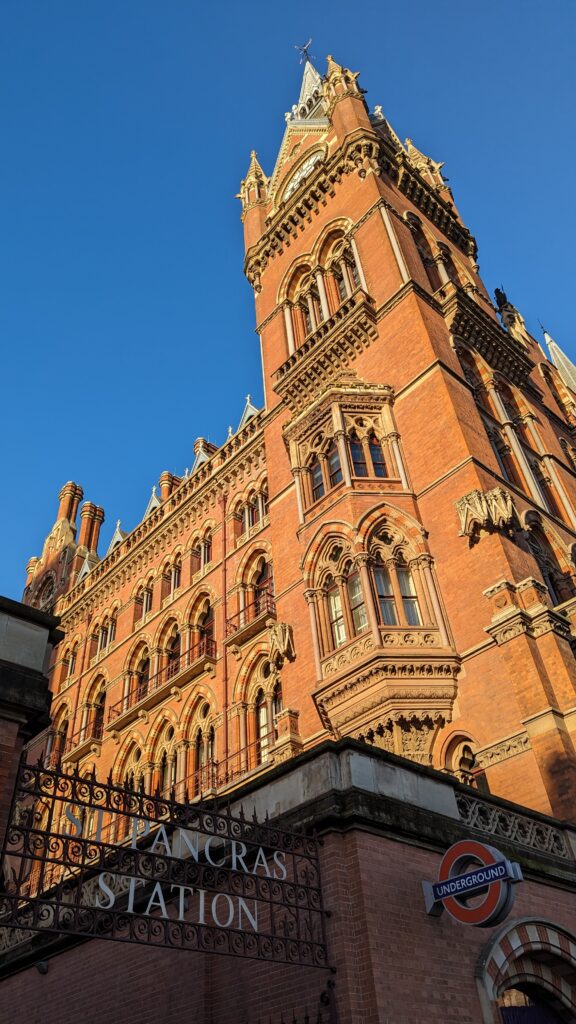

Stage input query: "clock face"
[{"left": 283, "top": 152, "right": 323, "bottom": 200}]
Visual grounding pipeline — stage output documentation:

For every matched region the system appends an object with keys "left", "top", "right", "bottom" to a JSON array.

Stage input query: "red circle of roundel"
[{"left": 437, "top": 840, "right": 508, "bottom": 927}]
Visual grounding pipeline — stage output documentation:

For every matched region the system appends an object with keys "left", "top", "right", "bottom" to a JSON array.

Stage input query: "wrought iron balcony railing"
[
  {"left": 107, "top": 638, "right": 217, "bottom": 727},
  {"left": 225, "top": 592, "right": 276, "bottom": 643}
]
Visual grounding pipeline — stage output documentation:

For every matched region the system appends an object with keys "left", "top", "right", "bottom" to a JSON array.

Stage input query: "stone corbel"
[
  {"left": 456, "top": 486, "right": 516, "bottom": 543},
  {"left": 266, "top": 622, "right": 296, "bottom": 669}
]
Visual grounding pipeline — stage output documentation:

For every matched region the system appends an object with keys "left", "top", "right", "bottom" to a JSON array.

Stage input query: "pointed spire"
[
  {"left": 323, "top": 54, "right": 367, "bottom": 122},
  {"left": 405, "top": 138, "right": 445, "bottom": 188},
  {"left": 238, "top": 150, "right": 269, "bottom": 215},
  {"left": 238, "top": 394, "right": 260, "bottom": 431},
  {"left": 544, "top": 331, "right": 576, "bottom": 394},
  {"left": 105, "top": 519, "right": 127, "bottom": 557},
  {"left": 143, "top": 485, "right": 161, "bottom": 519}
]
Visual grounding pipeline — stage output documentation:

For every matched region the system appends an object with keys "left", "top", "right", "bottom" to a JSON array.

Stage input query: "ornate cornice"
[
  {"left": 56, "top": 415, "right": 269, "bottom": 628},
  {"left": 272, "top": 291, "right": 378, "bottom": 412},
  {"left": 445, "top": 287, "right": 534, "bottom": 385}
]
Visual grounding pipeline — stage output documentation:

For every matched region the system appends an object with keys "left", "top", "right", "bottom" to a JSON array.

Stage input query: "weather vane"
[{"left": 295, "top": 38, "right": 314, "bottom": 64}]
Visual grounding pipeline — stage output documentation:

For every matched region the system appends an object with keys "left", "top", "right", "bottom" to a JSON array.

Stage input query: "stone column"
[
  {"left": 488, "top": 384, "right": 545, "bottom": 504},
  {"left": 421, "top": 558, "right": 451, "bottom": 647},
  {"left": 304, "top": 591, "right": 323, "bottom": 679},
  {"left": 356, "top": 555, "right": 381, "bottom": 647},
  {"left": 292, "top": 468, "right": 305, "bottom": 524},
  {"left": 380, "top": 205, "right": 410, "bottom": 284},
  {"left": 388, "top": 432, "right": 410, "bottom": 489},
  {"left": 315, "top": 270, "right": 330, "bottom": 320},
  {"left": 283, "top": 304, "right": 295, "bottom": 356},
  {"left": 350, "top": 237, "right": 368, "bottom": 292}
]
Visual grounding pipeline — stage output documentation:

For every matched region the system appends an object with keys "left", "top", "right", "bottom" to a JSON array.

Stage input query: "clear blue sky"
[{"left": 2, "top": 0, "right": 575, "bottom": 599}]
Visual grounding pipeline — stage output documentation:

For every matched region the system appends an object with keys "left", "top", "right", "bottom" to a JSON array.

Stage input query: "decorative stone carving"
[
  {"left": 455, "top": 487, "right": 516, "bottom": 542},
  {"left": 456, "top": 791, "right": 570, "bottom": 859},
  {"left": 475, "top": 731, "right": 530, "bottom": 770},
  {"left": 267, "top": 622, "right": 296, "bottom": 668}
]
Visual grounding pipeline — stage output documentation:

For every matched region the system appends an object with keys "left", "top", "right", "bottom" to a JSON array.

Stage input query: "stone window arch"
[
  {"left": 312, "top": 541, "right": 370, "bottom": 655},
  {"left": 368, "top": 527, "right": 423, "bottom": 628},
  {"left": 479, "top": 919, "right": 576, "bottom": 1023},
  {"left": 526, "top": 522, "right": 575, "bottom": 605}
]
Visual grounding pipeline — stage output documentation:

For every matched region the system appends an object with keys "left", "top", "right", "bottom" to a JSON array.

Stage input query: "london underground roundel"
[{"left": 422, "top": 839, "right": 523, "bottom": 927}]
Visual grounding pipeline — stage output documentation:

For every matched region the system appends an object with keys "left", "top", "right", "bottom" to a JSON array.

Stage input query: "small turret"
[
  {"left": 238, "top": 151, "right": 269, "bottom": 253},
  {"left": 322, "top": 55, "right": 371, "bottom": 136}
]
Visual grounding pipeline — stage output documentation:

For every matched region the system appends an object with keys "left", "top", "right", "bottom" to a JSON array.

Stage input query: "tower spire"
[{"left": 544, "top": 329, "right": 576, "bottom": 394}]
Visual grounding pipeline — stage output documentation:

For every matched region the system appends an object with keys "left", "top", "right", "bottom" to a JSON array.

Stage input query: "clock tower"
[{"left": 239, "top": 56, "right": 576, "bottom": 818}]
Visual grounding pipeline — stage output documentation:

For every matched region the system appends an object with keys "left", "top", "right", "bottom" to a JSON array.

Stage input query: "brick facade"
[{"left": 21, "top": 56, "right": 576, "bottom": 831}]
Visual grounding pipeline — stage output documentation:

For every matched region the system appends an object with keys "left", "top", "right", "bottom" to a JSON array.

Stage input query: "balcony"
[
  {"left": 62, "top": 720, "right": 104, "bottom": 763},
  {"left": 106, "top": 638, "right": 217, "bottom": 730},
  {"left": 225, "top": 592, "right": 276, "bottom": 647},
  {"left": 173, "top": 730, "right": 277, "bottom": 802},
  {"left": 272, "top": 290, "right": 378, "bottom": 412}
]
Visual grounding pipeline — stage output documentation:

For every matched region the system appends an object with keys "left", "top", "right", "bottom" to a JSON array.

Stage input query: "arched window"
[
  {"left": 136, "top": 654, "right": 151, "bottom": 701},
  {"left": 350, "top": 432, "right": 368, "bottom": 477},
  {"left": 346, "top": 566, "right": 368, "bottom": 635},
  {"left": 326, "top": 575, "right": 346, "bottom": 649},
  {"left": 272, "top": 680, "right": 283, "bottom": 719},
  {"left": 166, "top": 630, "right": 181, "bottom": 679},
  {"left": 201, "top": 531, "right": 212, "bottom": 568},
  {"left": 373, "top": 558, "right": 398, "bottom": 626},
  {"left": 253, "top": 561, "right": 274, "bottom": 617},
  {"left": 261, "top": 483, "right": 269, "bottom": 516},
  {"left": 397, "top": 564, "right": 422, "bottom": 626},
  {"left": 198, "top": 603, "right": 215, "bottom": 651},
  {"left": 159, "top": 750, "right": 176, "bottom": 795},
  {"left": 206, "top": 726, "right": 215, "bottom": 763},
  {"left": 92, "top": 691, "right": 105, "bottom": 740},
  {"left": 368, "top": 434, "right": 387, "bottom": 477},
  {"left": 528, "top": 525, "right": 574, "bottom": 605},
  {"left": 327, "top": 442, "right": 342, "bottom": 487},
  {"left": 334, "top": 268, "right": 347, "bottom": 302},
  {"left": 247, "top": 494, "right": 260, "bottom": 528},
  {"left": 171, "top": 556, "right": 181, "bottom": 594},
  {"left": 255, "top": 688, "right": 270, "bottom": 764},
  {"left": 310, "top": 456, "right": 325, "bottom": 502},
  {"left": 143, "top": 583, "right": 153, "bottom": 615}
]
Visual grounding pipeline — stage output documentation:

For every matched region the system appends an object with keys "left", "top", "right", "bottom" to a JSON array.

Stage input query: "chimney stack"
[
  {"left": 78, "top": 502, "right": 97, "bottom": 551},
  {"left": 57, "top": 482, "right": 83, "bottom": 524},
  {"left": 89, "top": 506, "right": 105, "bottom": 555}
]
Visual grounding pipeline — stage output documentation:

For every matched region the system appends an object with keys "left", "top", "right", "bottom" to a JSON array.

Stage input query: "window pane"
[
  {"left": 347, "top": 572, "right": 368, "bottom": 633},
  {"left": 311, "top": 458, "right": 325, "bottom": 501},
  {"left": 328, "top": 587, "right": 346, "bottom": 647},
  {"left": 374, "top": 567, "right": 397, "bottom": 626},
  {"left": 349, "top": 261, "right": 360, "bottom": 287},
  {"left": 369, "top": 437, "right": 387, "bottom": 478},
  {"left": 350, "top": 440, "right": 368, "bottom": 477},
  {"left": 328, "top": 444, "right": 342, "bottom": 486},
  {"left": 335, "top": 272, "right": 347, "bottom": 301},
  {"left": 398, "top": 569, "right": 422, "bottom": 626}
]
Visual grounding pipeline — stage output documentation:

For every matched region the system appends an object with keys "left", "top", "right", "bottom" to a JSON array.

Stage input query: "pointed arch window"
[
  {"left": 93, "top": 692, "right": 105, "bottom": 740},
  {"left": 398, "top": 565, "right": 422, "bottom": 626},
  {"left": 334, "top": 268, "right": 347, "bottom": 302},
  {"left": 369, "top": 434, "right": 387, "bottom": 477},
  {"left": 350, "top": 433, "right": 368, "bottom": 477},
  {"left": 347, "top": 567, "right": 368, "bottom": 634},
  {"left": 327, "top": 442, "right": 342, "bottom": 487},
  {"left": 198, "top": 604, "right": 215, "bottom": 652},
  {"left": 201, "top": 532, "right": 212, "bottom": 568},
  {"left": 327, "top": 575, "right": 346, "bottom": 648},
  {"left": 310, "top": 456, "right": 325, "bottom": 502},
  {"left": 136, "top": 655, "right": 151, "bottom": 702},
  {"left": 348, "top": 259, "right": 360, "bottom": 289},
  {"left": 166, "top": 630, "right": 181, "bottom": 679},
  {"left": 171, "top": 557, "right": 182, "bottom": 594},
  {"left": 373, "top": 560, "right": 398, "bottom": 626},
  {"left": 254, "top": 561, "right": 274, "bottom": 615},
  {"left": 255, "top": 688, "right": 270, "bottom": 764}
]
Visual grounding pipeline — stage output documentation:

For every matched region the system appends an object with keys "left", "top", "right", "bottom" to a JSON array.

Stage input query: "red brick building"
[
  {"left": 22, "top": 54, "right": 576, "bottom": 822},
  {"left": 7, "top": 53, "right": 576, "bottom": 1021}
]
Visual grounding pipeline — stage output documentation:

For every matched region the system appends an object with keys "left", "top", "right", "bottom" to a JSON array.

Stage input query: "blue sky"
[{"left": 1, "top": 0, "right": 575, "bottom": 599}]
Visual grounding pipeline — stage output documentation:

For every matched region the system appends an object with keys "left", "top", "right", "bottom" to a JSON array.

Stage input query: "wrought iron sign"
[{"left": 0, "top": 762, "right": 328, "bottom": 967}]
